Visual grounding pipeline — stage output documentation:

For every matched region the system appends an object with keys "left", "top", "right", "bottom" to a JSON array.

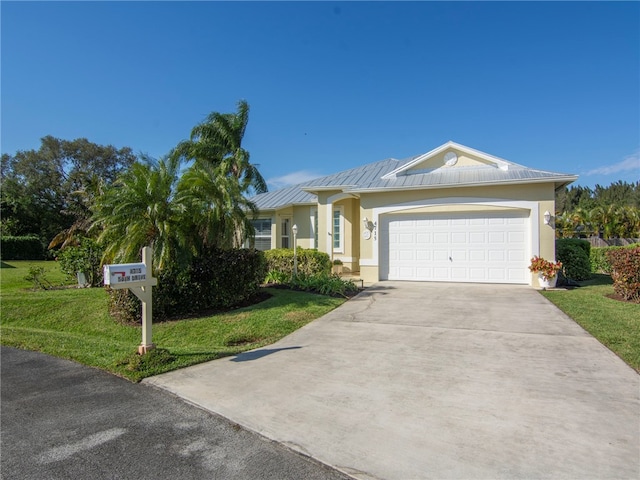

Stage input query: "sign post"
[{"left": 104, "top": 247, "right": 158, "bottom": 354}]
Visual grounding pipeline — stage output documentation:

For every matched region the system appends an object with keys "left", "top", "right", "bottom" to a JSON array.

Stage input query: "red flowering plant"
[{"left": 528, "top": 256, "right": 562, "bottom": 280}]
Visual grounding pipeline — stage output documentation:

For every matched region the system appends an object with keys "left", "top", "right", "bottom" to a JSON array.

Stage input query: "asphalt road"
[{"left": 1, "top": 346, "right": 350, "bottom": 480}]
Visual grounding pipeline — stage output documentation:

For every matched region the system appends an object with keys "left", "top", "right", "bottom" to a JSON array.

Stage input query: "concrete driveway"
[{"left": 145, "top": 282, "right": 640, "bottom": 480}]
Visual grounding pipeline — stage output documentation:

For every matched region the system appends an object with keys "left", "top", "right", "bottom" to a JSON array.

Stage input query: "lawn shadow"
[
  {"left": 0, "top": 261, "right": 16, "bottom": 269},
  {"left": 231, "top": 346, "right": 302, "bottom": 362},
  {"left": 581, "top": 274, "right": 613, "bottom": 287}
]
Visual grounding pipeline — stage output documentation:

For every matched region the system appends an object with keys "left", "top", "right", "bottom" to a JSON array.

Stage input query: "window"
[
  {"left": 281, "top": 218, "right": 290, "bottom": 248},
  {"left": 333, "top": 207, "right": 344, "bottom": 253},
  {"left": 251, "top": 219, "right": 272, "bottom": 251}
]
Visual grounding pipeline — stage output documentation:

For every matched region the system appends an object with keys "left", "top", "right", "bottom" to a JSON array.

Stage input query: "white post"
[
  {"left": 292, "top": 224, "right": 298, "bottom": 277},
  {"left": 103, "top": 246, "right": 157, "bottom": 355},
  {"left": 129, "top": 247, "right": 157, "bottom": 354},
  {"left": 140, "top": 247, "right": 153, "bottom": 353}
]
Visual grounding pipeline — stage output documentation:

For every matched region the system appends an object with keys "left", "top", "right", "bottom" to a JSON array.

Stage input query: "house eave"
[
  {"left": 300, "top": 185, "right": 358, "bottom": 193},
  {"left": 346, "top": 176, "right": 579, "bottom": 194},
  {"left": 253, "top": 201, "right": 317, "bottom": 212}
]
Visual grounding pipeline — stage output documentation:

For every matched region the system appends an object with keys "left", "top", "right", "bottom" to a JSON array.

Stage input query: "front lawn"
[
  {"left": 541, "top": 274, "right": 640, "bottom": 373},
  {"left": 1, "top": 260, "right": 345, "bottom": 381}
]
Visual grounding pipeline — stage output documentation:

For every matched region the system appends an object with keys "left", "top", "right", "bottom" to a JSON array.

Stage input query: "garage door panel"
[
  {"left": 469, "top": 249, "right": 486, "bottom": 261},
  {"left": 509, "top": 231, "right": 525, "bottom": 243},
  {"left": 416, "top": 233, "right": 431, "bottom": 243},
  {"left": 433, "top": 249, "right": 449, "bottom": 261},
  {"left": 488, "top": 268, "right": 507, "bottom": 280},
  {"left": 416, "top": 267, "right": 432, "bottom": 277},
  {"left": 488, "top": 232, "right": 505, "bottom": 243},
  {"left": 488, "top": 250, "right": 505, "bottom": 261},
  {"left": 451, "top": 232, "right": 467, "bottom": 243},
  {"left": 509, "top": 250, "right": 525, "bottom": 261},
  {"left": 416, "top": 250, "right": 431, "bottom": 261},
  {"left": 433, "top": 267, "right": 450, "bottom": 279},
  {"left": 451, "top": 249, "right": 467, "bottom": 261},
  {"left": 398, "top": 250, "right": 414, "bottom": 261},
  {"left": 382, "top": 211, "right": 529, "bottom": 284},
  {"left": 469, "top": 232, "right": 485, "bottom": 243},
  {"left": 433, "top": 232, "right": 448, "bottom": 243}
]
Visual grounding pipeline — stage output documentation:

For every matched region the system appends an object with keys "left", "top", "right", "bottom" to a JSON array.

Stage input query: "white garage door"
[{"left": 380, "top": 211, "right": 529, "bottom": 284}]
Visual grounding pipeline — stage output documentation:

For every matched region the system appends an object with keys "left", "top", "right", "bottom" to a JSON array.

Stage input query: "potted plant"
[
  {"left": 332, "top": 258, "right": 343, "bottom": 275},
  {"left": 528, "top": 256, "right": 562, "bottom": 289}
]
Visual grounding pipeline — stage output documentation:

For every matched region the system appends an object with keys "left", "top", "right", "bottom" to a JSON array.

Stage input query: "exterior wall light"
[{"left": 543, "top": 211, "right": 551, "bottom": 225}]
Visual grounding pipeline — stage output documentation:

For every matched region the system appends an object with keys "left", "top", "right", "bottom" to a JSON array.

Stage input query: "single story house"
[{"left": 249, "top": 141, "right": 577, "bottom": 286}]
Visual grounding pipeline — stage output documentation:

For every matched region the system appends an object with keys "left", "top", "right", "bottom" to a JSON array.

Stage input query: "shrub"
[
  {"left": 591, "top": 243, "right": 640, "bottom": 274},
  {"left": 0, "top": 235, "right": 44, "bottom": 260},
  {"left": 108, "top": 248, "right": 267, "bottom": 323},
  {"left": 24, "top": 265, "right": 53, "bottom": 290},
  {"left": 289, "top": 272, "right": 359, "bottom": 298},
  {"left": 56, "top": 238, "right": 104, "bottom": 287},
  {"left": 264, "top": 248, "right": 331, "bottom": 278},
  {"left": 264, "top": 270, "right": 290, "bottom": 285},
  {"left": 607, "top": 247, "right": 640, "bottom": 303},
  {"left": 556, "top": 238, "right": 591, "bottom": 281}
]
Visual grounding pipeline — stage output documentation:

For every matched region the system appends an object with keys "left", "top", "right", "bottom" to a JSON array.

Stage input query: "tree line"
[
  {"left": 1, "top": 100, "right": 267, "bottom": 268},
  {"left": 555, "top": 181, "right": 640, "bottom": 239},
  {"left": 2, "top": 105, "right": 638, "bottom": 263}
]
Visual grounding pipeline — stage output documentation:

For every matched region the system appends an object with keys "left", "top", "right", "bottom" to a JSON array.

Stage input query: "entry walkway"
[{"left": 145, "top": 282, "right": 640, "bottom": 479}]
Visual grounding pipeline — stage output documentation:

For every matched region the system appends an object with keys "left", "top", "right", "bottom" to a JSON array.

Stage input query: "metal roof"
[{"left": 250, "top": 143, "right": 577, "bottom": 209}]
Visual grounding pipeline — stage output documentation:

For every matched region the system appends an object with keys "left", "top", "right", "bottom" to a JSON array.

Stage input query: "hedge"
[
  {"left": 591, "top": 243, "right": 640, "bottom": 274},
  {"left": 607, "top": 247, "right": 640, "bottom": 303},
  {"left": 0, "top": 235, "right": 44, "bottom": 260},
  {"left": 263, "top": 248, "right": 331, "bottom": 279},
  {"left": 108, "top": 248, "right": 267, "bottom": 323}
]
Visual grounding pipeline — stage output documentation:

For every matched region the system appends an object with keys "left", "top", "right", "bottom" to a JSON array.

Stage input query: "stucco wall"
[{"left": 358, "top": 182, "right": 558, "bottom": 285}]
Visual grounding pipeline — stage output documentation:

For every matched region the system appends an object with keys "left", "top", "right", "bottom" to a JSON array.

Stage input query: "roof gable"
[{"left": 382, "top": 141, "right": 512, "bottom": 179}]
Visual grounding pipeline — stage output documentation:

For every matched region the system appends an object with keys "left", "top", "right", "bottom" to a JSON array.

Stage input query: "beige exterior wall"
[
  {"left": 256, "top": 181, "right": 559, "bottom": 287},
  {"left": 357, "top": 183, "right": 558, "bottom": 285}
]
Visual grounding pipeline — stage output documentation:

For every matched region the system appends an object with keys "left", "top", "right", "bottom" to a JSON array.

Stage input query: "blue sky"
[{"left": 2, "top": 1, "right": 639, "bottom": 190}]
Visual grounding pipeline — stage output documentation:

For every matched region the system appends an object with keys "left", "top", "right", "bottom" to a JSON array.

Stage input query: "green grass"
[
  {"left": 541, "top": 274, "right": 640, "bottom": 372},
  {"left": 1, "top": 260, "right": 345, "bottom": 381}
]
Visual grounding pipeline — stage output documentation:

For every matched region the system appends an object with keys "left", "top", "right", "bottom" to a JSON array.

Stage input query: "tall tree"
[
  {"left": 1, "top": 136, "right": 136, "bottom": 244},
  {"left": 91, "top": 156, "right": 192, "bottom": 269},
  {"left": 174, "top": 100, "right": 267, "bottom": 196},
  {"left": 177, "top": 161, "right": 258, "bottom": 250},
  {"left": 593, "top": 181, "right": 639, "bottom": 208}
]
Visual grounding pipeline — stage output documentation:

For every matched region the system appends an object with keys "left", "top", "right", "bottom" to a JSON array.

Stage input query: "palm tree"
[
  {"left": 90, "top": 155, "right": 193, "bottom": 270},
  {"left": 589, "top": 204, "right": 621, "bottom": 239},
  {"left": 177, "top": 161, "right": 258, "bottom": 250},
  {"left": 614, "top": 206, "right": 640, "bottom": 238},
  {"left": 174, "top": 100, "right": 267, "bottom": 196}
]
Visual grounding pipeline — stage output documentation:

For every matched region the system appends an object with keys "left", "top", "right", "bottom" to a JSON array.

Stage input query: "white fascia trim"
[
  {"left": 366, "top": 197, "right": 540, "bottom": 284},
  {"left": 255, "top": 202, "right": 316, "bottom": 212},
  {"left": 346, "top": 176, "right": 579, "bottom": 194},
  {"left": 382, "top": 142, "right": 454, "bottom": 179},
  {"left": 381, "top": 141, "right": 520, "bottom": 179},
  {"left": 301, "top": 185, "right": 358, "bottom": 193}
]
